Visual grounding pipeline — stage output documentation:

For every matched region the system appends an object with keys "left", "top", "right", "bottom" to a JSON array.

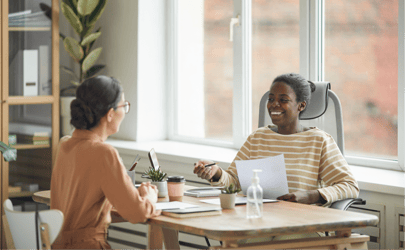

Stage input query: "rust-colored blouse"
[{"left": 50, "top": 129, "right": 159, "bottom": 248}]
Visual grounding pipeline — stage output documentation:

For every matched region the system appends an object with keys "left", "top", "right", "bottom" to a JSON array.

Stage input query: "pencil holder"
[{"left": 126, "top": 170, "right": 136, "bottom": 186}]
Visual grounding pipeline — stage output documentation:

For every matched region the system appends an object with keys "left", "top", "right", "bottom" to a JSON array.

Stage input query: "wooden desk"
[{"left": 33, "top": 190, "right": 378, "bottom": 249}]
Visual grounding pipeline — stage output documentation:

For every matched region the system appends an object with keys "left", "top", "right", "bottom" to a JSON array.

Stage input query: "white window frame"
[
  {"left": 168, "top": 0, "right": 252, "bottom": 148},
  {"left": 168, "top": 0, "right": 405, "bottom": 172}
]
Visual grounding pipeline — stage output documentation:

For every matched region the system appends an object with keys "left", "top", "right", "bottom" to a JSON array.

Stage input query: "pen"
[
  {"left": 129, "top": 155, "right": 140, "bottom": 171},
  {"left": 204, "top": 162, "right": 218, "bottom": 168}
]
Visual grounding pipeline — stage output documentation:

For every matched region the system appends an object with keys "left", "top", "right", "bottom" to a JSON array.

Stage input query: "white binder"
[{"left": 23, "top": 50, "right": 38, "bottom": 96}]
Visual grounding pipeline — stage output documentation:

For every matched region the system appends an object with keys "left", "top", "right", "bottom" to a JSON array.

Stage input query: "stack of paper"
[{"left": 184, "top": 187, "right": 222, "bottom": 197}]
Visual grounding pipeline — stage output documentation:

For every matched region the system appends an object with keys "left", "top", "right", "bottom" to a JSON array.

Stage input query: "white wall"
[
  {"left": 60, "top": 0, "right": 167, "bottom": 141},
  {"left": 98, "top": 0, "right": 167, "bottom": 141}
]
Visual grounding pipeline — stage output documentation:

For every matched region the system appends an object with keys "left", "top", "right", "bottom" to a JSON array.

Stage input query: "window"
[
  {"left": 252, "top": 0, "right": 300, "bottom": 129},
  {"left": 170, "top": 0, "right": 235, "bottom": 144},
  {"left": 325, "top": 0, "right": 399, "bottom": 162},
  {"left": 169, "top": 0, "right": 405, "bottom": 171}
]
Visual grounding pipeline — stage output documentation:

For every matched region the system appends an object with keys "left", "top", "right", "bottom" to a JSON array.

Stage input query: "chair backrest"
[
  {"left": 258, "top": 81, "right": 345, "bottom": 155},
  {"left": 3, "top": 199, "right": 64, "bottom": 249}
]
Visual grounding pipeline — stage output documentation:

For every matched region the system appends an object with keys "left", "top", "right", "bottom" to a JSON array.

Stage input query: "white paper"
[
  {"left": 200, "top": 197, "right": 278, "bottom": 205},
  {"left": 184, "top": 187, "right": 222, "bottom": 197},
  {"left": 155, "top": 201, "right": 198, "bottom": 210},
  {"left": 235, "top": 154, "right": 289, "bottom": 199}
]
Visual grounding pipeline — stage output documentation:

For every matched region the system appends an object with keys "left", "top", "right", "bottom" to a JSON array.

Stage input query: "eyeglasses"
[{"left": 116, "top": 101, "right": 130, "bottom": 114}]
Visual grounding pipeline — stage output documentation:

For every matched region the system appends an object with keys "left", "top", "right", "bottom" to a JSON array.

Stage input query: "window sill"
[{"left": 107, "top": 139, "right": 405, "bottom": 197}]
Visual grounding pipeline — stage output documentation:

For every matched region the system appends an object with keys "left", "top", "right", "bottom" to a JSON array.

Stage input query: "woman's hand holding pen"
[{"left": 193, "top": 160, "right": 222, "bottom": 181}]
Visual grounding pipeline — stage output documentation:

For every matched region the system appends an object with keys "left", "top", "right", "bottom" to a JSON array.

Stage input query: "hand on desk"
[
  {"left": 277, "top": 190, "right": 325, "bottom": 205},
  {"left": 138, "top": 182, "right": 158, "bottom": 204},
  {"left": 193, "top": 160, "right": 221, "bottom": 181}
]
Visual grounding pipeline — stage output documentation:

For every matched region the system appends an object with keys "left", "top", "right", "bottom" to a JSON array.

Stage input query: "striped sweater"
[{"left": 212, "top": 125, "right": 359, "bottom": 205}]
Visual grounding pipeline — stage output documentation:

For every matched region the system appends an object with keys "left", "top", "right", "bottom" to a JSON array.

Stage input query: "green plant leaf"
[
  {"left": 84, "top": 64, "right": 105, "bottom": 79},
  {"left": 144, "top": 166, "right": 167, "bottom": 181},
  {"left": 88, "top": 0, "right": 108, "bottom": 26},
  {"left": 62, "top": 0, "right": 77, "bottom": 13},
  {"left": 61, "top": 2, "right": 83, "bottom": 35},
  {"left": 81, "top": 23, "right": 95, "bottom": 38},
  {"left": 77, "top": 0, "right": 100, "bottom": 16},
  {"left": 61, "top": 66, "right": 80, "bottom": 80},
  {"left": 88, "top": 27, "right": 101, "bottom": 51},
  {"left": 63, "top": 37, "right": 84, "bottom": 62},
  {"left": 82, "top": 47, "right": 102, "bottom": 74},
  {"left": 81, "top": 32, "right": 101, "bottom": 46}
]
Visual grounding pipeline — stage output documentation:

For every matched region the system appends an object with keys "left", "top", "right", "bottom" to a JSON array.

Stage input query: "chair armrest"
[{"left": 329, "top": 198, "right": 366, "bottom": 211}]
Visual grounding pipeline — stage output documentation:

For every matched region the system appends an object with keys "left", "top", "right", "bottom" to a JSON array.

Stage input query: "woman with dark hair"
[
  {"left": 51, "top": 76, "right": 160, "bottom": 249},
  {"left": 193, "top": 73, "right": 359, "bottom": 206}
]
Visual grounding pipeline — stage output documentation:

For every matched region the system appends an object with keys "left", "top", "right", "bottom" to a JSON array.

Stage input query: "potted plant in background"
[
  {"left": 219, "top": 183, "right": 241, "bottom": 209},
  {"left": 143, "top": 166, "right": 168, "bottom": 198},
  {"left": 43, "top": 0, "right": 108, "bottom": 135}
]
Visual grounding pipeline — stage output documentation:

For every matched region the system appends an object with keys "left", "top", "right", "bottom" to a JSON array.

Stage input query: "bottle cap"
[{"left": 252, "top": 169, "right": 262, "bottom": 184}]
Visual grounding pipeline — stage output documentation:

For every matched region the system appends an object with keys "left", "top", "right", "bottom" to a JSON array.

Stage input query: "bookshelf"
[{"left": 1, "top": 0, "right": 59, "bottom": 246}]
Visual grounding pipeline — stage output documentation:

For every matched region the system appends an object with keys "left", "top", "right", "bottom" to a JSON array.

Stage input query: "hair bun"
[
  {"left": 308, "top": 80, "right": 316, "bottom": 93},
  {"left": 70, "top": 99, "right": 95, "bottom": 129}
]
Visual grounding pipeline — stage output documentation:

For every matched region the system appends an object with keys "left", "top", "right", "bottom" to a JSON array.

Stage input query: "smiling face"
[{"left": 267, "top": 81, "right": 306, "bottom": 134}]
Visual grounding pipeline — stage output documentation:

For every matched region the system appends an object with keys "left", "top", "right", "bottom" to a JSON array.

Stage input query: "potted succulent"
[
  {"left": 42, "top": 0, "right": 108, "bottom": 135},
  {"left": 219, "top": 183, "right": 241, "bottom": 209},
  {"left": 144, "top": 166, "right": 168, "bottom": 198}
]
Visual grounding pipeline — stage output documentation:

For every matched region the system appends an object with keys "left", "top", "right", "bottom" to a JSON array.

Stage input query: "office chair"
[
  {"left": 3, "top": 199, "right": 64, "bottom": 249},
  {"left": 258, "top": 81, "right": 365, "bottom": 211}
]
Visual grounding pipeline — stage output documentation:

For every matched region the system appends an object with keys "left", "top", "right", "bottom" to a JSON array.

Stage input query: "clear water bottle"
[{"left": 247, "top": 169, "right": 263, "bottom": 219}]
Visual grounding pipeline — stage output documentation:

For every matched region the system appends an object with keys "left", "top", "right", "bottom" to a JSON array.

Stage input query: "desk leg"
[
  {"left": 162, "top": 228, "right": 180, "bottom": 250},
  {"left": 148, "top": 224, "right": 163, "bottom": 250},
  {"left": 148, "top": 225, "right": 180, "bottom": 250}
]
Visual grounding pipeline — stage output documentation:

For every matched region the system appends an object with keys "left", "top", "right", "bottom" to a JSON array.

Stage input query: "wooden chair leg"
[
  {"left": 2, "top": 214, "right": 15, "bottom": 249},
  {"left": 39, "top": 222, "right": 51, "bottom": 249}
]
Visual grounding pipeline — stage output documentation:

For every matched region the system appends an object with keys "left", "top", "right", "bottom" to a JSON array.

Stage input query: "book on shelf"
[
  {"left": 9, "top": 123, "right": 51, "bottom": 137},
  {"left": 16, "top": 133, "right": 50, "bottom": 141},
  {"left": 17, "top": 138, "right": 50, "bottom": 145},
  {"left": 8, "top": 186, "right": 22, "bottom": 193}
]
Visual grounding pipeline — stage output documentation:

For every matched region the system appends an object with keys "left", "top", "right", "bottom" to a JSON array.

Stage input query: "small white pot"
[
  {"left": 152, "top": 181, "right": 168, "bottom": 198},
  {"left": 219, "top": 193, "right": 236, "bottom": 209},
  {"left": 60, "top": 96, "right": 75, "bottom": 136}
]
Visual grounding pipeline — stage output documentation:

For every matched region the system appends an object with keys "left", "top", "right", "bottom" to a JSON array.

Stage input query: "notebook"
[
  {"left": 162, "top": 206, "right": 222, "bottom": 218},
  {"left": 184, "top": 187, "right": 222, "bottom": 197}
]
